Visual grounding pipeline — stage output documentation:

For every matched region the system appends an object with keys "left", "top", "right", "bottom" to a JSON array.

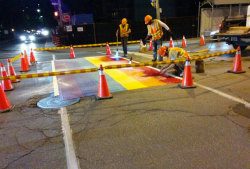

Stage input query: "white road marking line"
[
  {"left": 52, "top": 57, "right": 59, "bottom": 96},
  {"left": 96, "top": 52, "right": 106, "bottom": 55},
  {"left": 194, "top": 83, "right": 250, "bottom": 109},
  {"left": 52, "top": 55, "right": 80, "bottom": 169},
  {"left": 58, "top": 107, "right": 80, "bottom": 169}
]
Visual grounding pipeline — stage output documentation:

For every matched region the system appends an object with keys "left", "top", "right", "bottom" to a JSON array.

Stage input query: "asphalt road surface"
[{"left": 0, "top": 38, "right": 249, "bottom": 169}]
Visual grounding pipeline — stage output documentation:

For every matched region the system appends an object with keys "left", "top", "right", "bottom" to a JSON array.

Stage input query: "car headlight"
[
  {"left": 29, "top": 35, "right": 35, "bottom": 41},
  {"left": 20, "top": 35, "right": 26, "bottom": 41},
  {"left": 41, "top": 30, "right": 49, "bottom": 36}
]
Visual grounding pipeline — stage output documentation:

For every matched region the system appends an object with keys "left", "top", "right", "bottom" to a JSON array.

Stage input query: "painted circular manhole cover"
[{"left": 37, "top": 95, "right": 80, "bottom": 109}]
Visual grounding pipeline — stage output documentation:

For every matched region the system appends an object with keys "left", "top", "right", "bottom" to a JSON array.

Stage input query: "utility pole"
[
  {"left": 58, "top": 0, "right": 63, "bottom": 27},
  {"left": 156, "top": 0, "right": 160, "bottom": 19}
]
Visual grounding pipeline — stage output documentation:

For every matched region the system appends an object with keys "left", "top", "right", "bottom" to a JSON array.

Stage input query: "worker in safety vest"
[
  {"left": 116, "top": 18, "right": 131, "bottom": 57},
  {"left": 158, "top": 46, "right": 189, "bottom": 77},
  {"left": 144, "top": 15, "right": 172, "bottom": 62}
]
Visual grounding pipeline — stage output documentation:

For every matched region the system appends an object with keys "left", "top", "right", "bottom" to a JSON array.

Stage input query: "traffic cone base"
[
  {"left": 96, "top": 94, "right": 113, "bottom": 100},
  {"left": 178, "top": 83, "right": 196, "bottom": 89},
  {"left": 227, "top": 70, "right": 246, "bottom": 74}
]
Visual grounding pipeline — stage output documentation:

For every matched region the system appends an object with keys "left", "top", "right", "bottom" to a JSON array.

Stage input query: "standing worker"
[
  {"left": 116, "top": 18, "right": 131, "bottom": 57},
  {"left": 144, "top": 15, "right": 172, "bottom": 61},
  {"left": 158, "top": 46, "right": 189, "bottom": 77}
]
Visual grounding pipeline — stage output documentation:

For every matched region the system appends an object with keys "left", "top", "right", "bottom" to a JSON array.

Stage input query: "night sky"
[{"left": 0, "top": 0, "right": 203, "bottom": 30}]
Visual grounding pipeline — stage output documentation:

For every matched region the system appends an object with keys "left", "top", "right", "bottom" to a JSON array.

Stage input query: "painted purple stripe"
[{"left": 54, "top": 60, "right": 84, "bottom": 100}]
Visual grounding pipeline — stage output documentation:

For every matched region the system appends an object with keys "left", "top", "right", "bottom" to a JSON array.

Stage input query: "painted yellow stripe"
[
  {"left": 105, "top": 69, "right": 147, "bottom": 90},
  {"left": 85, "top": 57, "right": 146, "bottom": 89}
]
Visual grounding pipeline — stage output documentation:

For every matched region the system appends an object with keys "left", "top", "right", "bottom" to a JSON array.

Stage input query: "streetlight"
[{"left": 37, "top": 9, "right": 41, "bottom": 13}]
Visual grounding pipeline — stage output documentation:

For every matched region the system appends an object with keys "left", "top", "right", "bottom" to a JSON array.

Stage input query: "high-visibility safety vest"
[
  {"left": 147, "top": 19, "right": 163, "bottom": 41},
  {"left": 119, "top": 24, "right": 129, "bottom": 37},
  {"left": 168, "top": 47, "right": 189, "bottom": 60}
]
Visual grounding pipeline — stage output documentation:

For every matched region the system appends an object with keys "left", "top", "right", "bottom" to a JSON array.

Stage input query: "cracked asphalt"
[{"left": 0, "top": 39, "right": 249, "bottom": 169}]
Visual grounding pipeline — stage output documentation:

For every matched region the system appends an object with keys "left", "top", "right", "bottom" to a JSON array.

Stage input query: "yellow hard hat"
[
  {"left": 122, "top": 18, "right": 127, "bottom": 25},
  {"left": 144, "top": 15, "right": 152, "bottom": 24}
]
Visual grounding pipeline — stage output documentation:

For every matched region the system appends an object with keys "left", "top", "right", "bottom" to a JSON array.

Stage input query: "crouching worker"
[{"left": 158, "top": 46, "right": 189, "bottom": 77}]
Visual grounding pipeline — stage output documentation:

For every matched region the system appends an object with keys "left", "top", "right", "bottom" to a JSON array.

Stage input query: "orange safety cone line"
[
  {"left": 228, "top": 46, "right": 245, "bottom": 74},
  {"left": 182, "top": 35, "right": 187, "bottom": 48},
  {"left": 178, "top": 56, "right": 196, "bottom": 89},
  {"left": 24, "top": 50, "right": 31, "bottom": 66},
  {"left": 149, "top": 39, "right": 153, "bottom": 51},
  {"left": 0, "top": 83, "right": 12, "bottom": 113},
  {"left": 106, "top": 42, "right": 112, "bottom": 55},
  {"left": 20, "top": 53, "right": 29, "bottom": 72},
  {"left": 1, "top": 62, "right": 14, "bottom": 91},
  {"left": 30, "top": 48, "right": 36, "bottom": 64},
  {"left": 200, "top": 34, "right": 205, "bottom": 46},
  {"left": 7, "top": 59, "right": 20, "bottom": 83},
  {"left": 70, "top": 45, "right": 75, "bottom": 59},
  {"left": 169, "top": 36, "right": 174, "bottom": 48},
  {"left": 96, "top": 64, "right": 113, "bottom": 100}
]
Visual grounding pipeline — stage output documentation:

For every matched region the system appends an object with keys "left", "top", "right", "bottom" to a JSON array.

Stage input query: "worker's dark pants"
[
  {"left": 174, "top": 63, "right": 184, "bottom": 76},
  {"left": 153, "top": 39, "right": 163, "bottom": 61},
  {"left": 121, "top": 37, "right": 128, "bottom": 56}
]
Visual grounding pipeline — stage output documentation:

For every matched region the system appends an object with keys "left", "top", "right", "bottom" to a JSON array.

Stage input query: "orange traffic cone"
[
  {"left": 228, "top": 46, "right": 246, "bottom": 74},
  {"left": 200, "top": 34, "right": 205, "bottom": 46},
  {"left": 96, "top": 65, "right": 113, "bottom": 100},
  {"left": 7, "top": 59, "right": 20, "bottom": 83},
  {"left": 70, "top": 45, "right": 75, "bottom": 59},
  {"left": 30, "top": 48, "right": 36, "bottom": 64},
  {"left": 178, "top": 56, "right": 196, "bottom": 89},
  {"left": 149, "top": 39, "right": 153, "bottom": 51},
  {"left": 0, "top": 83, "right": 12, "bottom": 113},
  {"left": 106, "top": 42, "right": 112, "bottom": 55},
  {"left": 20, "top": 53, "right": 29, "bottom": 72},
  {"left": 182, "top": 35, "right": 187, "bottom": 48},
  {"left": 1, "top": 62, "right": 14, "bottom": 91},
  {"left": 24, "top": 50, "right": 31, "bottom": 66},
  {"left": 169, "top": 36, "right": 174, "bottom": 48}
]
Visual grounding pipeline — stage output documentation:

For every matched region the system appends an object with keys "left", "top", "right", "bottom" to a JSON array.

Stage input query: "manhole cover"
[{"left": 37, "top": 95, "right": 80, "bottom": 109}]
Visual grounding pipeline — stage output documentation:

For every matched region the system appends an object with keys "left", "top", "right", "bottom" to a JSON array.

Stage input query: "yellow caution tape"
[
  {"left": 1, "top": 49, "right": 237, "bottom": 80},
  {"left": 10, "top": 54, "right": 22, "bottom": 62},
  {"left": 34, "top": 40, "right": 141, "bottom": 51}
]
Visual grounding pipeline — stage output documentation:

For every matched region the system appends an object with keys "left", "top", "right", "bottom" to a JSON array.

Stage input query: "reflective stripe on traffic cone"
[
  {"left": 30, "top": 48, "right": 36, "bottom": 64},
  {"left": 228, "top": 46, "right": 246, "bottom": 74},
  {"left": 70, "top": 45, "right": 75, "bottom": 59},
  {"left": 106, "top": 42, "right": 112, "bottom": 55},
  {"left": 0, "top": 83, "right": 12, "bottom": 113},
  {"left": 96, "top": 65, "right": 113, "bottom": 100},
  {"left": 200, "top": 34, "right": 205, "bottom": 46},
  {"left": 182, "top": 35, "right": 187, "bottom": 48},
  {"left": 20, "top": 53, "right": 29, "bottom": 72},
  {"left": 149, "top": 39, "right": 153, "bottom": 51},
  {"left": 1, "top": 62, "right": 14, "bottom": 91},
  {"left": 169, "top": 36, "right": 174, "bottom": 48},
  {"left": 178, "top": 56, "right": 196, "bottom": 89},
  {"left": 7, "top": 59, "right": 20, "bottom": 83}
]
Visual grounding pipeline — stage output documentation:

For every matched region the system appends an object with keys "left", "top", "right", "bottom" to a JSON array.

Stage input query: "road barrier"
[
  {"left": 0, "top": 49, "right": 237, "bottom": 81},
  {"left": 34, "top": 40, "right": 141, "bottom": 51}
]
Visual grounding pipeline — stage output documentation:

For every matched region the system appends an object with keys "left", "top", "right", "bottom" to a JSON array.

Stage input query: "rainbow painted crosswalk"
[{"left": 54, "top": 55, "right": 181, "bottom": 100}]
